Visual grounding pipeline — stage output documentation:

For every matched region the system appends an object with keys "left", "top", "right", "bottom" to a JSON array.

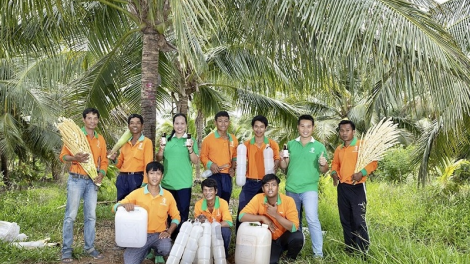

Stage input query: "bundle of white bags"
[{"left": 0, "top": 221, "right": 58, "bottom": 249}]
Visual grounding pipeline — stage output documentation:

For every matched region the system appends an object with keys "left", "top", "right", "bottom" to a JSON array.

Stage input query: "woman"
[{"left": 156, "top": 113, "right": 199, "bottom": 236}]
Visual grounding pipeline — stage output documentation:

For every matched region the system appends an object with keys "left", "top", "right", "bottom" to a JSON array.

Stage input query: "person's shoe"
[
  {"left": 87, "top": 250, "right": 104, "bottom": 260},
  {"left": 155, "top": 255, "right": 165, "bottom": 264}
]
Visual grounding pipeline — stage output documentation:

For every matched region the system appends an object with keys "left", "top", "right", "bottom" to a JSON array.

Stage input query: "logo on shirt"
[
  {"left": 138, "top": 143, "right": 143, "bottom": 150},
  {"left": 160, "top": 198, "right": 167, "bottom": 206},
  {"left": 309, "top": 147, "right": 315, "bottom": 153},
  {"left": 353, "top": 146, "right": 359, "bottom": 152}
]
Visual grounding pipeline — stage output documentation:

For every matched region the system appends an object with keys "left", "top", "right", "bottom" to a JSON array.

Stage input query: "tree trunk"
[
  {"left": 176, "top": 94, "right": 189, "bottom": 115},
  {"left": 1, "top": 153, "right": 9, "bottom": 187},
  {"left": 195, "top": 109, "right": 204, "bottom": 180},
  {"left": 141, "top": 27, "right": 161, "bottom": 151}
]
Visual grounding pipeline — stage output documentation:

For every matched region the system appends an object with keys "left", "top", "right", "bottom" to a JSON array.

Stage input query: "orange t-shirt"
[
  {"left": 239, "top": 193, "right": 298, "bottom": 240},
  {"left": 331, "top": 137, "right": 378, "bottom": 184},
  {"left": 200, "top": 131, "right": 238, "bottom": 174},
  {"left": 194, "top": 197, "right": 233, "bottom": 226},
  {"left": 244, "top": 137, "right": 280, "bottom": 180},
  {"left": 60, "top": 128, "right": 108, "bottom": 176},
  {"left": 116, "top": 135, "right": 154, "bottom": 183}
]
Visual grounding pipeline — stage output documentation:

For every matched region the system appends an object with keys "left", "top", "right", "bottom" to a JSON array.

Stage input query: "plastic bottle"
[
  {"left": 283, "top": 144, "right": 289, "bottom": 158},
  {"left": 236, "top": 144, "right": 247, "bottom": 186},
  {"left": 263, "top": 145, "right": 274, "bottom": 174},
  {"left": 161, "top": 132, "right": 167, "bottom": 146},
  {"left": 186, "top": 133, "right": 192, "bottom": 147},
  {"left": 201, "top": 170, "right": 213, "bottom": 178}
]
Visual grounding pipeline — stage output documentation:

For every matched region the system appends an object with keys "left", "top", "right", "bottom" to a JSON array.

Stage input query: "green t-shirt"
[
  {"left": 285, "top": 137, "right": 328, "bottom": 193},
  {"left": 161, "top": 134, "right": 199, "bottom": 190}
]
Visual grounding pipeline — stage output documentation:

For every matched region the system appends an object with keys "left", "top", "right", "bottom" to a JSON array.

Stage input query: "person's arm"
[
  {"left": 272, "top": 140, "right": 281, "bottom": 172},
  {"left": 155, "top": 137, "right": 165, "bottom": 162},
  {"left": 220, "top": 200, "right": 233, "bottom": 227},
  {"left": 188, "top": 140, "right": 199, "bottom": 164},
  {"left": 160, "top": 222, "right": 177, "bottom": 239},
  {"left": 199, "top": 136, "right": 212, "bottom": 170},
  {"left": 330, "top": 147, "right": 340, "bottom": 185},
  {"left": 266, "top": 203, "right": 294, "bottom": 231},
  {"left": 318, "top": 147, "right": 329, "bottom": 174}
]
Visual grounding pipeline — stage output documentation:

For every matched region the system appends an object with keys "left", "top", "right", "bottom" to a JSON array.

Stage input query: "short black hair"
[
  {"left": 127, "top": 114, "right": 144, "bottom": 125},
  {"left": 201, "top": 178, "right": 218, "bottom": 192},
  {"left": 146, "top": 161, "right": 164, "bottom": 174},
  {"left": 215, "top": 111, "right": 230, "bottom": 120},
  {"left": 251, "top": 115, "right": 268, "bottom": 127},
  {"left": 261, "top": 174, "right": 280, "bottom": 185},
  {"left": 338, "top": 120, "right": 356, "bottom": 131},
  {"left": 298, "top": 114, "right": 314, "bottom": 126},
  {"left": 82, "top": 108, "right": 100, "bottom": 119}
]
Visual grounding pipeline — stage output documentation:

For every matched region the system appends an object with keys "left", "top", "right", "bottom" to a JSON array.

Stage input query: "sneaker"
[{"left": 155, "top": 255, "right": 165, "bottom": 264}]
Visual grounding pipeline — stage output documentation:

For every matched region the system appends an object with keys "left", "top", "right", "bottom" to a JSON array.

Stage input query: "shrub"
[{"left": 374, "top": 146, "right": 416, "bottom": 183}]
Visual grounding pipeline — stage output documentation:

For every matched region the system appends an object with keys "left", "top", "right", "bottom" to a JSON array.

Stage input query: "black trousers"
[
  {"left": 337, "top": 182, "right": 369, "bottom": 252},
  {"left": 270, "top": 230, "right": 304, "bottom": 264}
]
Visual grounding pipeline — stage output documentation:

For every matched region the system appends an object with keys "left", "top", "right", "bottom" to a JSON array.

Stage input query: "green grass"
[{"left": 1, "top": 175, "right": 470, "bottom": 263}]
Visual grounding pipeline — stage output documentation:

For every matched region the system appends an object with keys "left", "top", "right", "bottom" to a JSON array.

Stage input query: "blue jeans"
[
  {"left": 116, "top": 173, "right": 144, "bottom": 201},
  {"left": 167, "top": 188, "right": 192, "bottom": 239},
  {"left": 286, "top": 190, "right": 323, "bottom": 257},
  {"left": 236, "top": 180, "right": 263, "bottom": 230},
  {"left": 123, "top": 233, "right": 172, "bottom": 264},
  {"left": 208, "top": 173, "right": 232, "bottom": 204},
  {"left": 221, "top": 226, "right": 232, "bottom": 257},
  {"left": 62, "top": 174, "right": 98, "bottom": 258}
]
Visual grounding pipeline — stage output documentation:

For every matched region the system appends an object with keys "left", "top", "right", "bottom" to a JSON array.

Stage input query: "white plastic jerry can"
[
  {"left": 115, "top": 206, "right": 148, "bottom": 248},
  {"left": 235, "top": 222, "right": 272, "bottom": 264}
]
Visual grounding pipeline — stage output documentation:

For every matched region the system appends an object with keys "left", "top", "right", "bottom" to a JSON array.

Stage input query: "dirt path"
[{"left": 62, "top": 192, "right": 239, "bottom": 264}]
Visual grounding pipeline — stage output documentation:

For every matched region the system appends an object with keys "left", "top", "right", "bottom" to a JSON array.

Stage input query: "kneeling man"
[
  {"left": 194, "top": 178, "right": 233, "bottom": 257},
  {"left": 239, "top": 174, "right": 304, "bottom": 264},
  {"left": 113, "top": 161, "right": 180, "bottom": 264}
]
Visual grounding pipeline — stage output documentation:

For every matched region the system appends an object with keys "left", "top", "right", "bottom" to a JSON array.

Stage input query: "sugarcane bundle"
[
  {"left": 354, "top": 117, "right": 400, "bottom": 173},
  {"left": 107, "top": 129, "right": 132, "bottom": 158},
  {"left": 56, "top": 117, "right": 99, "bottom": 182}
]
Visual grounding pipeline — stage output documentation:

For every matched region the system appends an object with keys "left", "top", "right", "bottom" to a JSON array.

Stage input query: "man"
[
  {"left": 331, "top": 120, "right": 377, "bottom": 254},
  {"left": 59, "top": 108, "right": 108, "bottom": 263},
  {"left": 109, "top": 114, "right": 154, "bottom": 201},
  {"left": 279, "top": 114, "right": 328, "bottom": 258},
  {"left": 194, "top": 178, "right": 232, "bottom": 258},
  {"left": 239, "top": 174, "right": 304, "bottom": 264},
  {"left": 200, "top": 111, "right": 238, "bottom": 203},
  {"left": 236, "top": 115, "right": 280, "bottom": 230},
  {"left": 113, "top": 161, "right": 181, "bottom": 264}
]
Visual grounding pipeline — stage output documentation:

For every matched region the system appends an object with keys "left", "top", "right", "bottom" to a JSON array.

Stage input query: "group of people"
[{"left": 59, "top": 108, "right": 377, "bottom": 264}]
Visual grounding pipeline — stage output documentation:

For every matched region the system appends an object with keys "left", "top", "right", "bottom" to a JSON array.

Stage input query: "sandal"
[
  {"left": 61, "top": 258, "right": 73, "bottom": 263},
  {"left": 88, "top": 250, "right": 105, "bottom": 260}
]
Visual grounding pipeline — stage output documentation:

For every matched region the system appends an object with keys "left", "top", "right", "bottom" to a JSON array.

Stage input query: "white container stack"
[
  {"left": 236, "top": 144, "right": 247, "bottom": 186},
  {"left": 115, "top": 206, "right": 148, "bottom": 248},
  {"left": 167, "top": 221, "right": 193, "bottom": 264},
  {"left": 211, "top": 222, "right": 226, "bottom": 264},
  {"left": 263, "top": 145, "right": 274, "bottom": 175},
  {"left": 181, "top": 222, "right": 203, "bottom": 264},
  {"left": 197, "top": 222, "right": 212, "bottom": 264}
]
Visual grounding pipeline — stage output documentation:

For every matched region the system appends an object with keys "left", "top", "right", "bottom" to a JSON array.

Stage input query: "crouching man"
[
  {"left": 194, "top": 178, "right": 233, "bottom": 258},
  {"left": 239, "top": 174, "right": 304, "bottom": 264},
  {"left": 112, "top": 161, "right": 180, "bottom": 264}
]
